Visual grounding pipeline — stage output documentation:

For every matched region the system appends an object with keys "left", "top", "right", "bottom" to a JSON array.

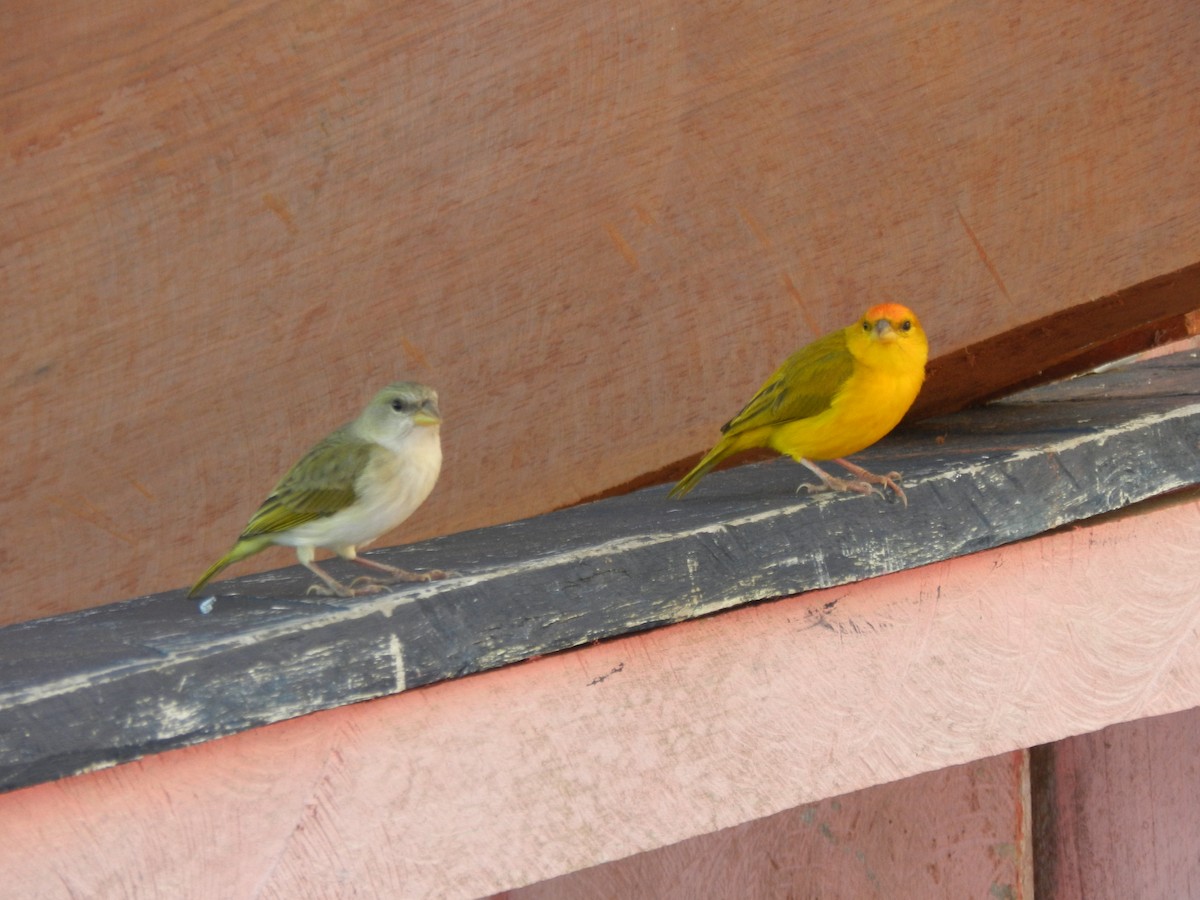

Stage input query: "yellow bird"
[
  {"left": 188, "top": 382, "right": 448, "bottom": 598},
  {"left": 669, "top": 303, "right": 928, "bottom": 504}
]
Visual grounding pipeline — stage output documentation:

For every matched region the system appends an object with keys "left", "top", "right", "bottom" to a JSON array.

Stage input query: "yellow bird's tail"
[
  {"left": 187, "top": 535, "right": 274, "bottom": 597},
  {"left": 668, "top": 438, "right": 738, "bottom": 499}
]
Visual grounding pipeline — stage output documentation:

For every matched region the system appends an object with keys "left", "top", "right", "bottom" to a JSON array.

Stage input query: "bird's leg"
[
  {"left": 797, "top": 458, "right": 883, "bottom": 500},
  {"left": 302, "top": 560, "right": 361, "bottom": 597},
  {"left": 797, "top": 458, "right": 908, "bottom": 506},
  {"left": 350, "top": 554, "right": 453, "bottom": 584},
  {"left": 832, "top": 458, "right": 908, "bottom": 507}
]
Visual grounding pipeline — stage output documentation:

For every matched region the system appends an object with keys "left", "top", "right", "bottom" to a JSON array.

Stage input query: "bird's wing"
[
  {"left": 239, "top": 430, "right": 376, "bottom": 538},
  {"left": 721, "top": 329, "right": 854, "bottom": 434}
]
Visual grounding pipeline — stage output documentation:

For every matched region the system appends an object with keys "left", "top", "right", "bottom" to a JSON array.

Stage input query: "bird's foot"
[
  {"left": 305, "top": 577, "right": 393, "bottom": 597},
  {"left": 798, "top": 476, "right": 883, "bottom": 500},
  {"left": 349, "top": 575, "right": 395, "bottom": 592},
  {"left": 833, "top": 459, "right": 907, "bottom": 507},
  {"left": 352, "top": 557, "right": 456, "bottom": 583},
  {"left": 798, "top": 458, "right": 908, "bottom": 506},
  {"left": 306, "top": 581, "right": 355, "bottom": 597}
]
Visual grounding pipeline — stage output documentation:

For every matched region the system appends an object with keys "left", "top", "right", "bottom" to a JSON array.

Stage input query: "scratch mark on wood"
[
  {"left": 781, "top": 273, "right": 820, "bottom": 335},
  {"left": 400, "top": 336, "right": 430, "bottom": 370},
  {"left": 738, "top": 206, "right": 772, "bottom": 250},
  {"left": 263, "top": 193, "right": 298, "bottom": 235},
  {"left": 390, "top": 633, "right": 406, "bottom": 692},
  {"left": 633, "top": 204, "right": 656, "bottom": 225},
  {"left": 47, "top": 495, "right": 136, "bottom": 546},
  {"left": 603, "top": 222, "right": 639, "bottom": 270},
  {"left": 956, "top": 205, "right": 1012, "bottom": 306},
  {"left": 587, "top": 662, "right": 624, "bottom": 686},
  {"left": 127, "top": 477, "right": 154, "bottom": 500}
]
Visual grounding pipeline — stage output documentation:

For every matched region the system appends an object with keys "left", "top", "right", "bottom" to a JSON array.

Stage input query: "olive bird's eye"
[
  {"left": 900, "top": 320, "right": 912, "bottom": 331},
  {"left": 391, "top": 398, "right": 409, "bottom": 412}
]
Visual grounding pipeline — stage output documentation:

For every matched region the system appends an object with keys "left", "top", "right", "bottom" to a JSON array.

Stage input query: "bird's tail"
[
  {"left": 668, "top": 439, "right": 738, "bottom": 499},
  {"left": 187, "top": 536, "right": 272, "bottom": 597}
]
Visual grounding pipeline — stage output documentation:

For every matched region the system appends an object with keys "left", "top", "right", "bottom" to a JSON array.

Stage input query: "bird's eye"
[
  {"left": 900, "top": 320, "right": 912, "bottom": 331},
  {"left": 862, "top": 321, "right": 871, "bottom": 331},
  {"left": 391, "top": 398, "right": 409, "bottom": 412}
]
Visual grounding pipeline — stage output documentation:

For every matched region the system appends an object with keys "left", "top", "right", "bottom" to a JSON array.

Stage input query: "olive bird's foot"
[
  {"left": 306, "top": 581, "right": 351, "bottom": 597},
  {"left": 352, "top": 557, "right": 456, "bottom": 583}
]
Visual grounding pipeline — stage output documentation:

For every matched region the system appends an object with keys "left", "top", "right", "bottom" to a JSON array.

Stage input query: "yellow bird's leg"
[
  {"left": 832, "top": 458, "right": 908, "bottom": 507},
  {"left": 797, "top": 458, "right": 884, "bottom": 501}
]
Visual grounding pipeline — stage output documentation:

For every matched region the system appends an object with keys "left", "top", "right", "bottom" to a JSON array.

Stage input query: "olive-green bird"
[{"left": 188, "top": 382, "right": 448, "bottom": 598}]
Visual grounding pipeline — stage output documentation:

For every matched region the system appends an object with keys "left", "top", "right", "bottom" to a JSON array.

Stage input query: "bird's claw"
[
  {"left": 366, "top": 567, "right": 455, "bottom": 584},
  {"left": 799, "top": 473, "right": 907, "bottom": 506},
  {"left": 798, "top": 477, "right": 883, "bottom": 499},
  {"left": 349, "top": 576, "right": 390, "bottom": 592},
  {"left": 306, "top": 583, "right": 349, "bottom": 597}
]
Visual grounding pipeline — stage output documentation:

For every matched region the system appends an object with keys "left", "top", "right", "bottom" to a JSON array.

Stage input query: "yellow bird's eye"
[
  {"left": 900, "top": 320, "right": 912, "bottom": 331},
  {"left": 862, "top": 321, "right": 871, "bottom": 332}
]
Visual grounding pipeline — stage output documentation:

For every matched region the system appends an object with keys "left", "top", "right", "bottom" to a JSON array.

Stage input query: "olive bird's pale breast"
[{"left": 277, "top": 426, "right": 442, "bottom": 553}]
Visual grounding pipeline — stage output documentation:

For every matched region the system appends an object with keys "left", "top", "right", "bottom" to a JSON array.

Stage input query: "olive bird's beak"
[{"left": 414, "top": 401, "right": 441, "bottom": 427}]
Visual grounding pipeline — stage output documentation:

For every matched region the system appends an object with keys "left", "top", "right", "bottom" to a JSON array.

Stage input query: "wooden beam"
[
  {"left": 912, "top": 262, "right": 1200, "bottom": 418},
  {"left": 0, "top": 350, "right": 1197, "bottom": 796}
]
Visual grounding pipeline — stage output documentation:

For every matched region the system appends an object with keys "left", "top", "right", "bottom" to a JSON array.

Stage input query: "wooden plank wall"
[
  {"left": 1033, "top": 708, "right": 1200, "bottom": 897},
  {"left": 4, "top": 0, "right": 1200, "bottom": 625},
  {"left": 508, "top": 704, "right": 1200, "bottom": 899},
  {"left": 506, "top": 751, "right": 1032, "bottom": 899}
]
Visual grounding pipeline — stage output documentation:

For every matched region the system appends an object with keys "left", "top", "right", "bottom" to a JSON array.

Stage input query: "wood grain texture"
[
  {"left": 1032, "top": 707, "right": 1200, "bottom": 899},
  {"left": 909, "top": 265, "right": 1200, "bottom": 419},
  {"left": 4, "top": 0, "right": 1200, "bottom": 625},
  {"left": 1, "top": 351, "right": 1198, "bottom": 794},
  {"left": 0, "top": 492, "right": 1196, "bottom": 898},
  {"left": 506, "top": 750, "right": 1031, "bottom": 900}
]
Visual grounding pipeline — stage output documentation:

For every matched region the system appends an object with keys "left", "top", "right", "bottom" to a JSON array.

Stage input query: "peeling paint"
[{"left": 390, "top": 633, "right": 406, "bottom": 692}]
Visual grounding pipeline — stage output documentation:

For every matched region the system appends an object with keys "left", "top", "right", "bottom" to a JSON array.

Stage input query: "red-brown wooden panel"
[
  {"left": 4, "top": 0, "right": 1199, "bottom": 624},
  {"left": 1033, "top": 707, "right": 1200, "bottom": 898}
]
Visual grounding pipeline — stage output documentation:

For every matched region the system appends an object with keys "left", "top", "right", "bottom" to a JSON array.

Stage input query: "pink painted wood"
[
  {"left": 1035, "top": 706, "right": 1200, "bottom": 897},
  {"left": 1, "top": 495, "right": 1196, "bottom": 897},
  {"left": 508, "top": 751, "right": 1031, "bottom": 899}
]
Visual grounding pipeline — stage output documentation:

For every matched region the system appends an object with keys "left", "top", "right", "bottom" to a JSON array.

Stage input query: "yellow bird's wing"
[
  {"left": 722, "top": 328, "right": 854, "bottom": 435},
  {"left": 239, "top": 430, "right": 375, "bottom": 538}
]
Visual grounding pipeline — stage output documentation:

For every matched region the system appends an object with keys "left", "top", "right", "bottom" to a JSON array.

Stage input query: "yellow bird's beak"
[
  {"left": 413, "top": 401, "right": 441, "bottom": 427},
  {"left": 872, "top": 318, "right": 898, "bottom": 344}
]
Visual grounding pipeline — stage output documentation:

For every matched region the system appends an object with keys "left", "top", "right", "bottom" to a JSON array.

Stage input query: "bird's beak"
[
  {"left": 873, "top": 319, "right": 898, "bottom": 343},
  {"left": 413, "top": 401, "right": 441, "bottom": 427}
]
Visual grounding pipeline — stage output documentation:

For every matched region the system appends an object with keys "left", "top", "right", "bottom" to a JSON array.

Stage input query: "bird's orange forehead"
[{"left": 863, "top": 302, "right": 917, "bottom": 323}]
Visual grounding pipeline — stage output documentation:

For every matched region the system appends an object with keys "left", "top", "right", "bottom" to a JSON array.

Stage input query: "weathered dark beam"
[{"left": 1, "top": 350, "right": 1197, "bottom": 795}]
